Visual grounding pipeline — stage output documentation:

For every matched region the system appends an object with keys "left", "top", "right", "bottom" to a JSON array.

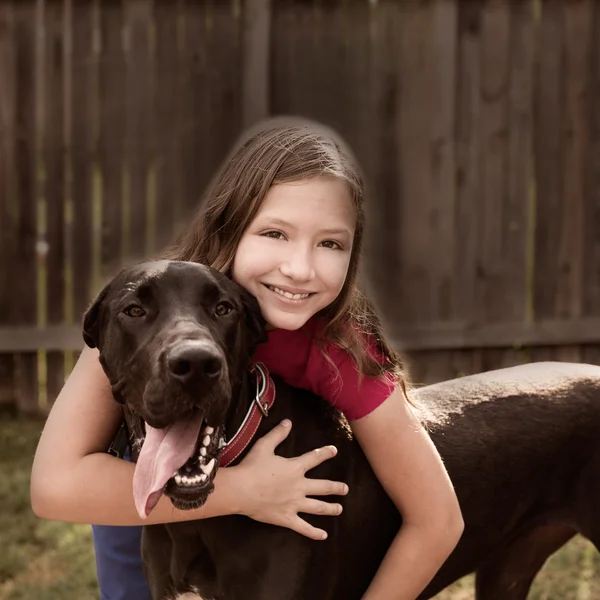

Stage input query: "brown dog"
[{"left": 83, "top": 260, "right": 600, "bottom": 599}]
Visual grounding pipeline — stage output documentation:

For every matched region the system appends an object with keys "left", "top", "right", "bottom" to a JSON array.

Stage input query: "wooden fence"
[{"left": 1, "top": 0, "right": 600, "bottom": 415}]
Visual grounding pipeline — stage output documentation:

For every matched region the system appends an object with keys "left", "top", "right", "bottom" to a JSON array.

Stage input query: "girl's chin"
[{"left": 261, "top": 309, "right": 312, "bottom": 332}]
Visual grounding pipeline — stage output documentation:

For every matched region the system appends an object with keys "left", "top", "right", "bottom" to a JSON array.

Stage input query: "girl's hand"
[{"left": 234, "top": 419, "right": 349, "bottom": 540}]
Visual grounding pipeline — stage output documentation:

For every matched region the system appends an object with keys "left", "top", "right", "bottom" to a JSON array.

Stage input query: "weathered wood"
[
  {"left": 180, "top": 0, "right": 208, "bottom": 216},
  {"left": 205, "top": 1, "right": 244, "bottom": 190},
  {"left": 557, "top": 0, "right": 592, "bottom": 319},
  {"left": 154, "top": 0, "right": 181, "bottom": 251},
  {"left": 0, "top": 1, "right": 17, "bottom": 406},
  {"left": 13, "top": 1, "right": 39, "bottom": 414},
  {"left": 429, "top": 0, "right": 457, "bottom": 323},
  {"left": 455, "top": 0, "right": 482, "bottom": 325},
  {"left": 2, "top": 0, "right": 600, "bottom": 414},
  {"left": 585, "top": 0, "right": 600, "bottom": 317},
  {"left": 70, "top": 0, "right": 95, "bottom": 322},
  {"left": 533, "top": 0, "right": 563, "bottom": 319},
  {"left": 99, "top": 0, "right": 125, "bottom": 276},
  {"left": 506, "top": 0, "right": 534, "bottom": 323},
  {"left": 5, "top": 316, "right": 600, "bottom": 353},
  {"left": 361, "top": 1, "right": 402, "bottom": 332},
  {"left": 242, "top": 0, "right": 270, "bottom": 129},
  {"left": 396, "top": 2, "right": 434, "bottom": 323},
  {"left": 478, "top": 0, "right": 510, "bottom": 323},
  {"left": 45, "top": 0, "right": 66, "bottom": 404},
  {"left": 124, "top": 0, "right": 153, "bottom": 259}
]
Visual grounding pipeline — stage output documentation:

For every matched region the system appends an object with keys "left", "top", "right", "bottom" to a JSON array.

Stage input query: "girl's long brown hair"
[{"left": 162, "top": 117, "right": 408, "bottom": 392}]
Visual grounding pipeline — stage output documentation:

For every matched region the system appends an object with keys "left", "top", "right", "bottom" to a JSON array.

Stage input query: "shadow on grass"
[{"left": 1, "top": 417, "right": 598, "bottom": 600}]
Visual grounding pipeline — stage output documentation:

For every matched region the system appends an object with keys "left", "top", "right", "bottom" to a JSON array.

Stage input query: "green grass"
[
  {"left": 0, "top": 418, "right": 98, "bottom": 600},
  {"left": 1, "top": 417, "right": 598, "bottom": 599}
]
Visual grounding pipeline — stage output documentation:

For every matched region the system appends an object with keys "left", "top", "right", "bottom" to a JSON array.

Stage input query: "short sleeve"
[
  {"left": 307, "top": 339, "right": 397, "bottom": 421},
  {"left": 253, "top": 319, "right": 397, "bottom": 421}
]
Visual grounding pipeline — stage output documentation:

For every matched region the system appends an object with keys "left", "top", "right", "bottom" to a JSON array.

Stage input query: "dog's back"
[{"left": 147, "top": 361, "right": 600, "bottom": 599}]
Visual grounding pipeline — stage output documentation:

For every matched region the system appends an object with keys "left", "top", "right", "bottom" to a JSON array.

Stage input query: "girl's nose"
[{"left": 279, "top": 248, "right": 315, "bottom": 282}]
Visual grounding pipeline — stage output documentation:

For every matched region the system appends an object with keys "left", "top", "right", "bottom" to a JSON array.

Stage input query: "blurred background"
[{"left": 1, "top": 0, "right": 599, "bottom": 598}]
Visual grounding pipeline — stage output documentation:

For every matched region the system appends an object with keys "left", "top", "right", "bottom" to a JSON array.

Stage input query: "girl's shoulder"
[{"left": 253, "top": 317, "right": 396, "bottom": 421}]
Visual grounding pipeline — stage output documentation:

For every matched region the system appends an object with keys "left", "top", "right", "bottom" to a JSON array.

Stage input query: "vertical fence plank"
[
  {"left": 396, "top": 2, "right": 435, "bottom": 323},
  {"left": 533, "top": 0, "right": 563, "bottom": 321},
  {"left": 45, "top": 0, "right": 66, "bottom": 405},
  {"left": 453, "top": 1, "right": 484, "bottom": 376},
  {"left": 478, "top": 0, "right": 510, "bottom": 324},
  {"left": 557, "top": 0, "right": 592, "bottom": 322},
  {"left": 154, "top": 0, "right": 181, "bottom": 250},
  {"left": 124, "top": 0, "right": 153, "bottom": 260},
  {"left": 208, "top": 1, "right": 243, "bottom": 177},
  {"left": 362, "top": 1, "right": 402, "bottom": 333},
  {"left": 71, "top": 0, "right": 94, "bottom": 327},
  {"left": 506, "top": 0, "right": 534, "bottom": 323},
  {"left": 584, "top": 0, "right": 600, "bottom": 331},
  {"left": 0, "top": 2, "right": 17, "bottom": 411},
  {"left": 99, "top": 1, "right": 125, "bottom": 276},
  {"left": 180, "top": 0, "right": 206, "bottom": 215},
  {"left": 455, "top": 1, "right": 481, "bottom": 327},
  {"left": 13, "top": 1, "right": 39, "bottom": 415},
  {"left": 429, "top": 0, "right": 457, "bottom": 323},
  {"left": 242, "top": 0, "right": 270, "bottom": 129}
]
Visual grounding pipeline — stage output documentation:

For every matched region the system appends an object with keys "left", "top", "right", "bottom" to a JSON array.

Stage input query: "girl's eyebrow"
[{"left": 259, "top": 217, "right": 353, "bottom": 237}]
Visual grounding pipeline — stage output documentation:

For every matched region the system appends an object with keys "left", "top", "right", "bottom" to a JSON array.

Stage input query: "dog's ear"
[
  {"left": 82, "top": 283, "right": 111, "bottom": 349},
  {"left": 238, "top": 288, "right": 268, "bottom": 347}
]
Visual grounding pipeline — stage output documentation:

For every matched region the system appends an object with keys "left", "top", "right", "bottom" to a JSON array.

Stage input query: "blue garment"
[
  {"left": 91, "top": 446, "right": 152, "bottom": 600},
  {"left": 92, "top": 523, "right": 151, "bottom": 600}
]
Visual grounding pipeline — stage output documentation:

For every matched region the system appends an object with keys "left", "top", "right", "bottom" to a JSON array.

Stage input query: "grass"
[{"left": 1, "top": 417, "right": 598, "bottom": 600}]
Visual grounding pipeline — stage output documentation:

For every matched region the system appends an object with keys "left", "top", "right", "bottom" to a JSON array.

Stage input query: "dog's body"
[{"left": 84, "top": 261, "right": 600, "bottom": 600}]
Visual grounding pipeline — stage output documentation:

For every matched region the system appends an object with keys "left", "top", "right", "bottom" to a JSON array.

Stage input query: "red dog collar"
[{"left": 219, "top": 362, "right": 276, "bottom": 467}]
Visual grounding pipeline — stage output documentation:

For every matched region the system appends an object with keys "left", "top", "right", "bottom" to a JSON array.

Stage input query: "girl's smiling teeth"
[{"left": 264, "top": 284, "right": 314, "bottom": 300}]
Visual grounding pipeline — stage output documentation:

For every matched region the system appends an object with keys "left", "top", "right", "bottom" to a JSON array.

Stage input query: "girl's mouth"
[{"left": 264, "top": 284, "right": 314, "bottom": 301}]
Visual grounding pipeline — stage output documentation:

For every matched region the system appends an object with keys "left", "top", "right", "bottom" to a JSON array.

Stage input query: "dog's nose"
[{"left": 166, "top": 343, "right": 223, "bottom": 382}]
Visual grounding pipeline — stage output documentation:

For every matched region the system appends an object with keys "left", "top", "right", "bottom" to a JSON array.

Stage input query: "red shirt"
[{"left": 252, "top": 318, "right": 396, "bottom": 421}]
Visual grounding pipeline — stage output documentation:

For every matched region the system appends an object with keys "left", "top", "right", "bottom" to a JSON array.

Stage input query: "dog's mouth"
[{"left": 132, "top": 410, "right": 224, "bottom": 519}]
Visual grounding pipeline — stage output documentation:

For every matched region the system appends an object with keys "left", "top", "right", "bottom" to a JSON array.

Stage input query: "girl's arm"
[
  {"left": 351, "top": 388, "right": 464, "bottom": 600},
  {"left": 30, "top": 347, "right": 347, "bottom": 540}
]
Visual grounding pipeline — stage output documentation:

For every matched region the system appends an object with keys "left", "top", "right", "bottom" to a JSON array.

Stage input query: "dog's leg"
[
  {"left": 574, "top": 447, "right": 600, "bottom": 554},
  {"left": 474, "top": 522, "right": 575, "bottom": 600}
]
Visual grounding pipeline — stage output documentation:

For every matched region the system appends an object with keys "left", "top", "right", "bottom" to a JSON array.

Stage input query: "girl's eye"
[
  {"left": 215, "top": 301, "right": 233, "bottom": 317},
  {"left": 123, "top": 305, "right": 145, "bottom": 318},
  {"left": 262, "top": 230, "right": 285, "bottom": 240},
  {"left": 320, "top": 240, "right": 343, "bottom": 250}
]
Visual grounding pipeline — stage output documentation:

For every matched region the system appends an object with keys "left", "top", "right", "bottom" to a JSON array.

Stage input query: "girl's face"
[{"left": 231, "top": 176, "right": 356, "bottom": 331}]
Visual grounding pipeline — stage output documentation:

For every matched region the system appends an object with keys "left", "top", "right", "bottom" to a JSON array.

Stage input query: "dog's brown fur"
[{"left": 85, "top": 261, "right": 600, "bottom": 599}]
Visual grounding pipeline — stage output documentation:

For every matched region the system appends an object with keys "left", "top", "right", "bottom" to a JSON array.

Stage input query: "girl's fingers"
[
  {"left": 304, "top": 478, "right": 349, "bottom": 498},
  {"left": 289, "top": 516, "right": 329, "bottom": 541},
  {"left": 297, "top": 445, "right": 339, "bottom": 473},
  {"left": 252, "top": 420, "right": 293, "bottom": 453},
  {"left": 299, "top": 498, "right": 343, "bottom": 517}
]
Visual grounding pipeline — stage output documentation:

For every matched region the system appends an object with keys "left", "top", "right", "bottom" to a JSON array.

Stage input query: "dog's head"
[{"left": 83, "top": 260, "right": 267, "bottom": 518}]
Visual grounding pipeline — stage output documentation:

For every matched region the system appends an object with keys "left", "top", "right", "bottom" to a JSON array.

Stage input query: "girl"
[{"left": 31, "top": 118, "right": 463, "bottom": 600}]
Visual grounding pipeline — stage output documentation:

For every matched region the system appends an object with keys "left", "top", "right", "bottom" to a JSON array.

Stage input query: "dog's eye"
[
  {"left": 215, "top": 301, "right": 233, "bottom": 317},
  {"left": 123, "top": 305, "right": 146, "bottom": 318}
]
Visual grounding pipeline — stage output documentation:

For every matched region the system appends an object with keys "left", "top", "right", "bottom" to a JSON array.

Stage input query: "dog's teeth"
[
  {"left": 205, "top": 426, "right": 214, "bottom": 435},
  {"left": 200, "top": 458, "right": 215, "bottom": 475},
  {"left": 174, "top": 474, "right": 182, "bottom": 484},
  {"left": 200, "top": 473, "right": 208, "bottom": 482},
  {"left": 182, "top": 475, "right": 190, "bottom": 484},
  {"left": 202, "top": 435, "right": 210, "bottom": 446},
  {"left": 199, "top": 447, "right": 207, "bottom": 457}
]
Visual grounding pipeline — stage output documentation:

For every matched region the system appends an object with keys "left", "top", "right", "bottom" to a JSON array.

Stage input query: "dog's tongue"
[{"left": 133, "top": 412, "right": 204, "bottom": 519}]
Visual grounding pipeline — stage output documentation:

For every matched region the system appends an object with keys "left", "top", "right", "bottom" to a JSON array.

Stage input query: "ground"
[{"left": 1, "top": 417, "right": 598, "bottom": 600}]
